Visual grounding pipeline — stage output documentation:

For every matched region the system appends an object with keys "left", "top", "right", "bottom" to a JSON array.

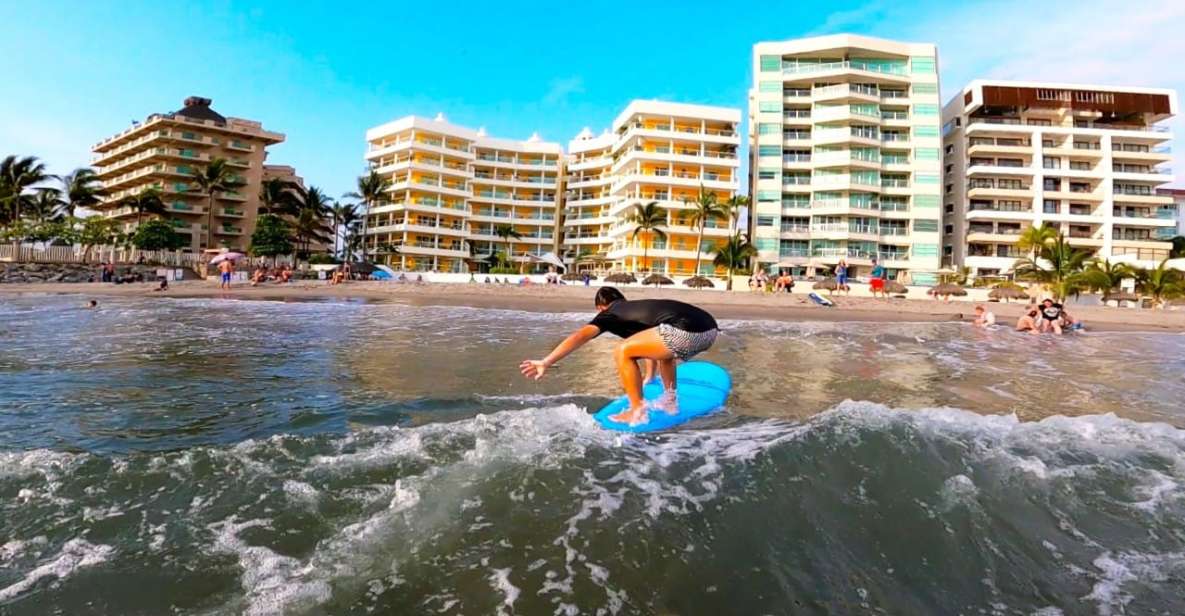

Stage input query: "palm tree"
[
  {"left": 493, "top": 224, "right": 523, "bottom": 270},
  {"left": 1079, "top": 258, "right": 1135, "bottom": 294},
  {"left": 1134, "top": 259, "right": 1185, "bottom": 308},
  {"left": 290, "top": 185, "right": 335, "bottom": 258},
  {"left": 56, "top": 167, "right": 104, "bottom": 218},
  {"left": 27, "top": 188, "right": 63, "bottom": 223},
  {"left": 189, "top": 158, "right": 238, "bottom": 250},
  {"left": 0, "top": 155, "right": 50, "bottom": 225},
  {"left": 722, "top": 194, "right": 749, "bottom": 234},
  {"left": 330, "top": 202, "right": 361, "bottom": 259},
  {"left": 259, "top": 176, "right": 299, "bottom": 216},
  {"left": 714, "top": 233, "right": 757, "bottom": 291},
  {"left": 343, "top": 171, "right": 390, "bottom": 262},
  {"left": 686, "top": 187, "right": 727, "bottom": 277},
  {"left": 1016, "top": 223, "right": 1059, "bottom": 259},
  {"left": 120, "top": 188, "right": 166, "bottom": 225},
  {"left": 1013, "top": 233, "right": 1091, "bottom": 300},
  {"left": 627, "top": 201, "right": 666, "bottom": 273}
]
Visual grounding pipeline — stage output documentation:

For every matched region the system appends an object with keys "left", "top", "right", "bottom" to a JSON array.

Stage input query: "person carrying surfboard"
[{"left": 519, "top": 286, "right": 719, "bottom": 425}]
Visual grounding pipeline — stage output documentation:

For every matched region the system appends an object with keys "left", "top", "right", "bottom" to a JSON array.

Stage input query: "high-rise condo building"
[
  {"left": 362, "top": 115, "right": 563, "bottom": 272},
  {"left": 942, "top": 81, "right": 1178, "bottom": 274},
  {"left": 570, "top": 101, "right": 741, "bottom": 276},
  {"left": 749, "top": 34, "right": 944, "bottom": 284},
  {"left": 92, "top": 97, "right": 286, "bottom": 252}
]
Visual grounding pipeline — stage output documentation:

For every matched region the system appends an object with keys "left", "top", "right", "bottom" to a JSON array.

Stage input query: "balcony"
[
  {"left": 220, "top": 207, "right": 244, "bottom": 218},
  {"left": 215, "top": 225, "right": 243, "bottom": 236},
  {"left": 783, "top": 61, "right": 907, "bottom": 77}
]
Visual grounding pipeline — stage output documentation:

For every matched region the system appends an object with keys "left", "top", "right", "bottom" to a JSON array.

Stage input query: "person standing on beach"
[
  {"left": 218, "top": 259, "right": 234, "bottom": 290},
  {"left": 835, "top": 260, "right": 849, "bottom": 294},
  {"left": 520, "top": 287, "right": 719, "bottom": 426},
  {"left": 869, "top": 259, "right": 886, "bottom": 298}
]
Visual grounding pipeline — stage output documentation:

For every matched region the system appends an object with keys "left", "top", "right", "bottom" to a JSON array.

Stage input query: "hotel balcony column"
[{"left": 1100, "top": 133, "right": 1115, "bottom": 258}]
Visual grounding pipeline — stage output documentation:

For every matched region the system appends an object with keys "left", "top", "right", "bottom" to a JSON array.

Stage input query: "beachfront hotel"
[
  {"left": 564, "top": 101, "right": 742, "bottom": 275},
  {"left": 91, "top": 97, "right": 286, "bottom": 253},
  {"left": 942, "top": 81, "right": 1178, "bottom": 275},
  {"left": 748, "top": 34, "right": 944, "bottom": 285},
  {"left": 361, "top": 115, "right": 563, "bottom": 273}
]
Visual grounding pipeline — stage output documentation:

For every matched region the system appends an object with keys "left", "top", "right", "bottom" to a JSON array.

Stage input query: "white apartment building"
[
  {"left": 362, "top": 115, "right": 563, "bottom": 273},
  {"left": 749, "top": 34, "right": 944, "bottom": 284},
  {"left": 942, "top": 81, "right": 1178, "bottom": 275}
]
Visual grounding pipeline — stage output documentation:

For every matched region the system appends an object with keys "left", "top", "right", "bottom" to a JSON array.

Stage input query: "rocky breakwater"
[{"left": 0, "top": 263, "right": 172, "bottom": 283}]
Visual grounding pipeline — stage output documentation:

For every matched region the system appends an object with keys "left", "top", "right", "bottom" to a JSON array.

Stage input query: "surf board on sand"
[
  {"left": 593, "top": 361, "right": 731, "bottom": 433},
  {"left": 809, "top": 292, "right": 834, "bottom": 307}
]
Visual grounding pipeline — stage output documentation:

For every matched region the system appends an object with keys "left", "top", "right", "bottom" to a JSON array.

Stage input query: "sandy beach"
[{"left": 3, "top": 279, "right": 1182, "bottom": 333}]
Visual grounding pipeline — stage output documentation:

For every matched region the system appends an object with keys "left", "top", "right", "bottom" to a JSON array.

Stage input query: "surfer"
[{"left": 519, "top": 286, "right": 719, "bottom": 425}]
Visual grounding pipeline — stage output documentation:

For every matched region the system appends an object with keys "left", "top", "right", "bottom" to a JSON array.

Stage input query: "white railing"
[{"left": 0, "top": 245, "right": 234, "bottom": 267}]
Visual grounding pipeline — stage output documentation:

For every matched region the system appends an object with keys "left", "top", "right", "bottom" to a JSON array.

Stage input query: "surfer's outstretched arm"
[{"left": 520, "top": 324, "right": 601, "bottom": 380}]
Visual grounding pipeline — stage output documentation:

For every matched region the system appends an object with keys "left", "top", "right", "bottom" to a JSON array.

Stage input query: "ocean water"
[{"left": 1, "top": 295, "right": 1184, "bottom": 615}]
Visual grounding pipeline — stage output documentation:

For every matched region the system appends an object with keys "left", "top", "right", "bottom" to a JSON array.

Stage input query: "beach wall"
[{"left": 0, "top": 262, "right": 191, "bottom": 284}]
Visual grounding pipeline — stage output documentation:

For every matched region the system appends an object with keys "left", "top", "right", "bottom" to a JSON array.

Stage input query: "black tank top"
[{"left": 588, "top": 299, "right": 718, "bottom": 339}]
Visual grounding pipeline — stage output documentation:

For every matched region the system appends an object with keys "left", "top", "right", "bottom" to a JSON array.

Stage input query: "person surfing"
[{"left": 519, "top": 287, "right": 719, "bottom": 426}]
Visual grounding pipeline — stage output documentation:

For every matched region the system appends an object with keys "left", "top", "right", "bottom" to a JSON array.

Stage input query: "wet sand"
[{"left": 3, "top": 279, "right": 1183, "bottom": 333}]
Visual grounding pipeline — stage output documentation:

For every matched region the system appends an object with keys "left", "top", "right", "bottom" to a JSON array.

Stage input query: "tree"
[
  {"left": 0, "top": 155, "right": 50, "bottom": 226},
  {"left": 27, "top": 188, "right": 63, "bottom": 223},
  {"left": 74, "top": 216, "right": 120, "bottom": 260},
  {"left": 1017, "top": 223, "right": 1059, "bottom": 259},
  {"left": 330, "top": 202, "right": 361, "bottom": 259},
  {"left": 687, "top": 187, "right": 727, "bottom": 277},
  {"left": 259, "top": 176, "right": 299, "bottom": 216},
  {"left": 120, "top": 188, "right": 166, "bottom": 225},
  {"left": 249, "top": 214, "right": 294, "bottom": 262},
  {"left": 343, "top": 171, "right": 390, "bottom": 261},
  {"left": 1171, "top": 236, "right": 1185, "bottom": 259},
  {"left": 131, "top": 219, "right": 186, "bottom": 251},
  {"left": 1013, "top": 232, "right": 1091, "bottom": 300},
  {"left": 57, "top": 168, "right": 104, "bottom": 218},
  {"left": 627, "top": 201, "right": 666, "bottom": 273},
  {"left": 714, "top": 233, "right": 757, "bottom": 291},
  {"left": 1079, "top": 258, "right": 1135, "bottom": 294},
  {"left": 722, "top": 194, "right": 749, "bottom": 234},
  {"left": 289, "top": 185, "right": 334, "bottom": 258},
  {"left": 1134, "top": 259, "right": 1185, "bottom": 308},
  {"left": 189, "top": 158, "right": 238, "bottom": 250},
  {"left": 493, "top": 224, "right": 524, "bottom": 272}
]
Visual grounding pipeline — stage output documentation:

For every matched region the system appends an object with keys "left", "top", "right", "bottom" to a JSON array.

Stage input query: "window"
[
  {"left": 913, "top": 244, "right": 939, "bottom": 256},
  {"left": 913, "top": 219, "right": 939, "bottom": 232},
  {"left": 945, "top": 204, "right": 954, "bottom": 214},
  {"left": 911, "top": 57, "right": 937, "bottom": 73},
  {"left": 1043, "top": 178, "right": 1060, "bottom": 191},
  {"left": 945, "top": 183, "right": 953, "bottom": 194},
  {"left": 176, "top": 165, "right": 190, "bottom": 174},
  {"left": 1043, "top": 157, "right": 1061, "bottom": 169},
  {"left": 758, "top": 145, "right": 781, "bottom": 157},
  {"left": 914, "top": 126, "right": 939, "bottom": 137},
  {"left": 914, "top": 103, "right": 939, "bottom": 116},
  {"left": 757, "top": 123, "right": 780, "bottom": 135},
  {"left": 913, "top": 83, "right": 938, "bottom": 94},
  {"left": 944, "top": 224, "right": 954, "bottom": 234},
  {"left": 915, "top": 173, "right": 939, "bottom": 185},
  {"left": 759, "top": 55, "right": 781, "bottom": 71},
  {"left": 915, "top": 148, "right": 939, "bottom": 161},
  {"left": 756, "top": 216, "right": 776, "bottom": 227},
  {"left": 945, "top": 144, "right": 953, "bottom": 154},
  {"left": 755, "top": 238, "right": 777, "bottom": 251},
  {"left": 1043, "top": 200, "right": 1059, "bottom": 214},
  {"left": 945, "top": 164, "right": 953, "bottom": 173},
  {"left": 758, "top": 101, "right": 781, "bottom": 113},
  {"left": 914, "top": 195, "right": 939, "bottom": 208},
  {"left": 758, "top": 167, "right": 779, "bottom": 180},
  {"left": 756, "top": 190, "right": 780, "bottom": 201},
  {"left": 758, "top": 81, "right": 781, "bottom": 93}
]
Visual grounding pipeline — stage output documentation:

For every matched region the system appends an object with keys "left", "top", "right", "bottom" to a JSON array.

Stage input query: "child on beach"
[{"left": 520, "top": 287, "right": 719, "bottom": 426}]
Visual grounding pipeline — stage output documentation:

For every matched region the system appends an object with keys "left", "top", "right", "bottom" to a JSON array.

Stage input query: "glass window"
[
  {"left": 758, "top": 101, "right": 781, "bottom": 113},
  {"left": 915, "top": 173, "right": 939, "bottom": 184},
  {"left": 755, "top": 238, "right": 778, "bottom": 251},
  {"left": 758, "top": 168, "right": 779, "bottom": 180},
  {"left": 910, "top": 57, "right": 937, "bottom": 73},
  {"left": 759, "top": 55, "right": 781, "bottom": 71},
  {"left": 758, "top": 81, "right": 781, "bottom": 93},
  {"left": 756, "top": 216, "right": 776, "bottom": 227},
  {"left": 912, "top": 83, "right": 938, "bottom": 94},
  {"left": 915, "top": 148, "right": 939, "bottom": 160},
  {"left": 913, "top": 219, "right": 939, "bottom": 232},
  {"left": 756, "top": 190, "right": 780, "bottom": 201},
  {"left": 757, "top": 145, "right": 781, "bottom": 157},
  {"left": 913, "top": 126, "right": 939, "bottom": 137},
  {"left": 914, "top": 195, "right": 939, "bottom": 208},
  {"left": 912, "top": 244, "right": 939, "bottom": 256},
  {"left": 757, "top": 123, "right": 781, "bottom": 135},
  {"left": 913, "top": 104, "right": 939, "bottom": 116}
]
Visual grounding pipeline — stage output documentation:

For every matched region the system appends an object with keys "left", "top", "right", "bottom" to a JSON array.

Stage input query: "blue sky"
[{"left": 2, "top": 0, "right": 1183, "bottom": 200}]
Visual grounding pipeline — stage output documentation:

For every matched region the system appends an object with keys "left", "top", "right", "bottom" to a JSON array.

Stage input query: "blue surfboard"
[{"left": 593, "top": 361, "right": 731, "bottom": 433}]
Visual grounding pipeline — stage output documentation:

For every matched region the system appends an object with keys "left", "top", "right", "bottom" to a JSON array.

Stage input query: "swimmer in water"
[
  {"left": 520, "top": 287, "right": 719, "bottom": 425},
  {"left": 86, "top": 300, "right": 98, "bottom": 309}
]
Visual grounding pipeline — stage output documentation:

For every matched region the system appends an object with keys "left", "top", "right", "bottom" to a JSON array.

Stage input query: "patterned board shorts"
[{"left": 657, "top": 324, "right": 719, "bottom": 360}]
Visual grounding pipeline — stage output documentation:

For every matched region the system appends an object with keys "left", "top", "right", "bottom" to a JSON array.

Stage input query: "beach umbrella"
[
  {"left": 208, "top": 252, "right": 245, "bottom": 265},
  {"left": 1102, "top": 290, "right": 1140, "bottom": 304},
  {"left": 561, "top": 272, "right": 583, "bottom": 281},
  {"left": 683, "top": 275, "right": 715, "bottom": 289},
  {"left": 883, "top": 280, "right": 908, "bottom": 294},
  {"left": 347, "top": 262, "right": 377, "bottom": 274},
  {"left": 642, "top": 274, "right": 674, "bottom": 286},
  {"left": 988, "top": 286, "right": 1029, "bottom": 302},
  {"left": 604, "top": 272, "right": 636, "bottom": 284},
  {"left": 932, "top": 282, "right": 968, "bottom": 296},
  {"left": 813, "top": 278, "right": 839, "bottom": 291}
]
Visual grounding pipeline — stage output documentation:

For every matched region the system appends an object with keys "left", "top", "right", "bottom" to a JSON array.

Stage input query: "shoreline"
[{"left": 2, "top": 280, "right": 1183, "bottom": 333}]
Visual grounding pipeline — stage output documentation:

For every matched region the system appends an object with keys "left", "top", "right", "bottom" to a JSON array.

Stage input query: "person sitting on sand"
[
  {"left": 520, "top": 287, "right": 719, "bottom": 426},
  {"left": 775, "top": 272, "right": 795, "bottom": 293},
  {"left": 1038, "top": 299, "right": 1065, "bottom": 334},
  {"left": 154, "top": 278, "right": 168, "bottom": 292},
  {"left": 1016, "top": 309, "right": 1040, "bottom": 335},
  {"left": 973, "top": 305, "right": 996, "bottom": 328},
  {"left": 250, "top": 268, "right": 266, "bottom": 286},
  {"left": 1060, "top": 309, "right": 1081, "bottom": 332},
  {"left": 280, "top": 267, "right": 292, "bottom": 283},
  {"left": 484, "top": 276, "right": 492, "bottom": 284}
]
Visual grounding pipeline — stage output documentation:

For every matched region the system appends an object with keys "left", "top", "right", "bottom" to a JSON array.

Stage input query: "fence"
[{"left": 0, "top": 244, "right": 294, "bottom": 269}]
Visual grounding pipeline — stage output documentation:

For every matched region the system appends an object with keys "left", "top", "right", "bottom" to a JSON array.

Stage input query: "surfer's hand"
[{"left": 520, "top": 359, "right": 547, "bottom": 380}]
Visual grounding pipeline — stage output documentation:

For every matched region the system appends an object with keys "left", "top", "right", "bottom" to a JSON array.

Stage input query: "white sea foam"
[
  {"left": 1084, "top": 550, "right": 1185, "bottom": 615},
  {"left": 488, "top": 568, "right": 520, "bottom": 614},
  {"left": 0, "top": 539, "right": 114, "bottom": 601}
]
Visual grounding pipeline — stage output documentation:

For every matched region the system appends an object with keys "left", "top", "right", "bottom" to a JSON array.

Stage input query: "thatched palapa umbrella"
[
  {"left": 683, "top": 275, "right": 715, "bottom": 289},
  {"left": 932, "top": 282, "right": 968, "bottom": 297},
  {"left": 813, "top": 278, "right": 839, "bottom": 291},
  {"left": 561, "top": 272, "right": 584, "bottom": 281},
  {"left": 883, "top": 280, "right": 908, "bottom": 294},
  {"left": 988, "top": 286, "right": 1029, "bottom": 302},
  {"left": 604, "top": 272, "right": 636, "bottom": 284},
  {"left": 642, "top": 273, "right": 674, "bottom": 286}
]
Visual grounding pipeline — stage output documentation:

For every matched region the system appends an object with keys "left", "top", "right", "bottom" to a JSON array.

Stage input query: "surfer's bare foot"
[
  {"left": 655, "top": 391, "right": 678, "bottom": 415},
  {"left": 609, "top": 406, "right": 648, "bottom": 425}
]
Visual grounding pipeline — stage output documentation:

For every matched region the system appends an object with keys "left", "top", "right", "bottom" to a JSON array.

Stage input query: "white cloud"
[
  {"left": 541, "top": 76, "right": 584, "bottom": 106},
  {"left": 897, "top": 0, "right": 1185, "bottom": 185}
]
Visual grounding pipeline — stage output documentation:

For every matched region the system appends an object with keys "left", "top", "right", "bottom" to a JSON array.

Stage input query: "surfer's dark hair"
[{"left": 595, "top": 286, "right": 625, "bottom": 307}]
